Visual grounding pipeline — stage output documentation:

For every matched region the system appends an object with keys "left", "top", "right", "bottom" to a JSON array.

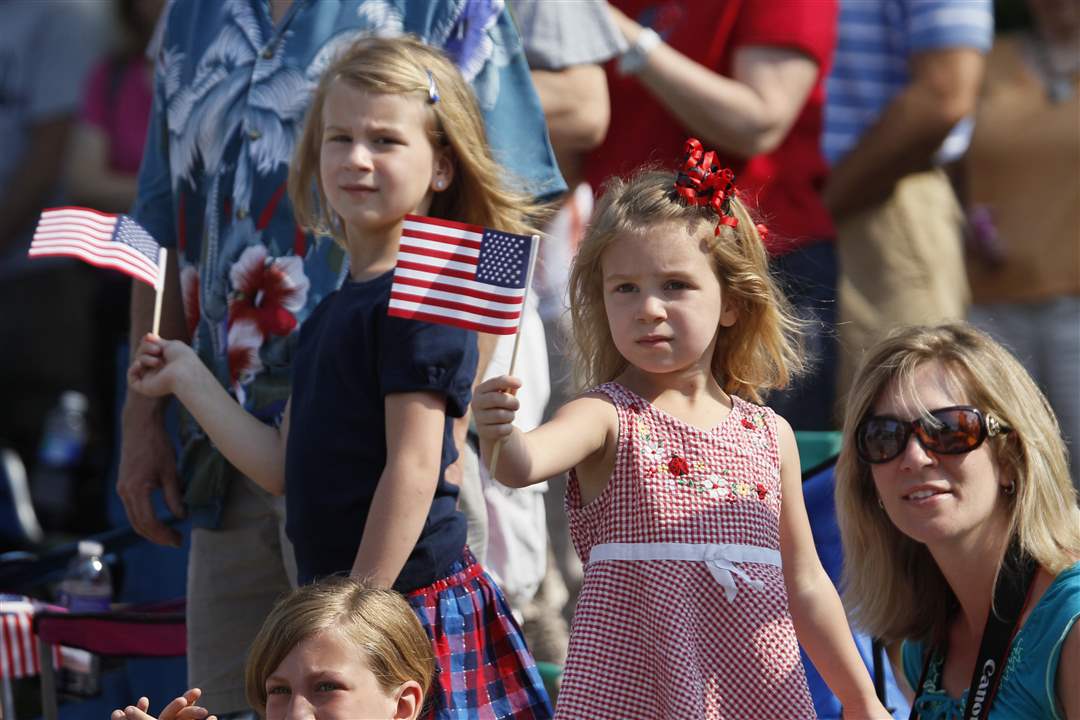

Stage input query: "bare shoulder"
[
  {"left": 559, "top": 392, "right": 619, "bottom": 505},
  {"left": 770, "top": 409, "right": 801, "bottom": 473}
]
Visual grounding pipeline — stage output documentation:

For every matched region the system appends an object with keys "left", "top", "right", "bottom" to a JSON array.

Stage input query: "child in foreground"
[
  {"left": 112, "top": 578, "right": 434, "bottom": 720},
  {"left": 129, "top": 36, "right": 550, "bottom": 718},
  {"left": 473, "top": 142, "right": 891, "bottom": 718}
]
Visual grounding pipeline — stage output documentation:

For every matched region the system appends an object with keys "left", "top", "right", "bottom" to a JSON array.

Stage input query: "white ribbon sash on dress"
[{"left": 588, "top": 542, "right": 782, "bottom": 602}]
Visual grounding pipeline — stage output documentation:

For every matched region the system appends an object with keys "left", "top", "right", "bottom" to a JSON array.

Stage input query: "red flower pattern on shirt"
[{"left": 227, "top": 245, "right": 310, "bottom": 337}]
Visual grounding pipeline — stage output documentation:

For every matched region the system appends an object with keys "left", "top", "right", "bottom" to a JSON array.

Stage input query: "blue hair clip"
[{"left": 426, "top": 69, "right": 440, "bottom": 104}]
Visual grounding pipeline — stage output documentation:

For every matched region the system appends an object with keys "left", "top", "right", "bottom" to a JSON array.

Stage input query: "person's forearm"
[
  {"left": 480, "top": 426, "right": 541, "bottom": 489},
  {"left": 789, "top": 571, "right": 882, "bottom": 712},
  {"left": 823, "top": 89, "right": 954, "bottom": 220},
  {"left": 350, "top": 462, "right": 438, "bottom": 587},
  {"left": 635, "top": 44, "right": 799, "bottom": 158},
  {"left": 824, "top": 48, "right": 984, "bottom": 221},
  {"left": 124, "top": 257, "right": 186, "bottom": 422},
  {"left": 531, "top": 65, "right": 611, "bottom": 156},
  {"left": 0, "top": 117, "right": 73, "bottom": 253},
  {"left": 170, "top": 358, "right": 286, "bottom": 495}
]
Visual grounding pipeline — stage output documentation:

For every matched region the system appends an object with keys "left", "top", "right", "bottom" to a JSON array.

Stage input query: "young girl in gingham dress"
[{"left": 473, "top": 142, "right": 891, "bottom": 719}]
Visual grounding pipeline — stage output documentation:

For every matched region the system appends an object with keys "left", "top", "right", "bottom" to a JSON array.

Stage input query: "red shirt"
[
  {"left": 80, "top": 56, "right": 153, "bottom": 175},
  {"left": 586, "top": 0, "right": 837, "bottom": 254}
]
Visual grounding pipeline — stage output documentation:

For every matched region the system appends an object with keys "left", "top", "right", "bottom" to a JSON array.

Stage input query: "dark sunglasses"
[{"left": 856, "top": 405, "right": 1011, "bottom": 464}]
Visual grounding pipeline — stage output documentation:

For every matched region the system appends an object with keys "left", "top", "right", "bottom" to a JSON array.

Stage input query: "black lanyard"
[{"left": 909, "top": 543, "right": 1037, "bottom": 720}]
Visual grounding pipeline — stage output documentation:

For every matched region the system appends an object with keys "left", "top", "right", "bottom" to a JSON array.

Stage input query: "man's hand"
[{"left": 117, "top": 395, "right": 183, "bottom": 547}]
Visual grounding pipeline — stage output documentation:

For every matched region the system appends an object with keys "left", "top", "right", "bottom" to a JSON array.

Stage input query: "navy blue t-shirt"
[{"left": 285, "top": 269, "right": 477, "bottom": 591}]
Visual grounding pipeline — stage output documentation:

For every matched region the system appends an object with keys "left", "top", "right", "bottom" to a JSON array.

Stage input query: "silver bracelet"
[{"left": 617, "top": 26, "right": 661, "bottom": 76}]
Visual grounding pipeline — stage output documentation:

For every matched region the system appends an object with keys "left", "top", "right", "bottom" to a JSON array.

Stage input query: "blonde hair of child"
[
  {"left": 567, "top": 169, "right": 803, "bottom": 402},
  {"left": 288, "top": 35, "right": 540, "bottom": 244},
  {"left": 244, "top": 577, "right": 435, "bottom": 714},
  {"left": 834, "top": 323, "right": 1080, "bottom": 644}
]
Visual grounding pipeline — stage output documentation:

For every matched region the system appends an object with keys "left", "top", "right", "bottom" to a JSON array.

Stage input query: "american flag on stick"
[
  {"left": 0, "top": 595, "right": 61, "bottom": 680},
  {"left": 30, "top": 207, "right": 165, "bottom": 290},
  {"left": 387, "top": 214, "right": 538, "bottom": 335}
]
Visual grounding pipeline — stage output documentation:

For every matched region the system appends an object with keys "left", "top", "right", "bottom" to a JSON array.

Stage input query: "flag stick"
[
  {"left": 488, "top": 234, "right": 541, "bottom": 477},
  {"left": 151, "top": 247, "right": 167, "bottom": 337}
]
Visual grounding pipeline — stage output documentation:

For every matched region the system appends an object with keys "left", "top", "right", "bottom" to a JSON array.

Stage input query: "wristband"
[{"left": 617, "top": 26, "right": 661, "bottom": 76}]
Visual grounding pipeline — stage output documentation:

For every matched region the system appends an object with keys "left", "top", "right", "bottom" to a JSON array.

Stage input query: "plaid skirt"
[{"left": 408, "top": 549, "right": 553, "bottom": 720}]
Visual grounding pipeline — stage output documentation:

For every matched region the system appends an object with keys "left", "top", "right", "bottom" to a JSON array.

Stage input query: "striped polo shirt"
[{"left": 824, "top": 0, "right": 993, "bottom": 167}]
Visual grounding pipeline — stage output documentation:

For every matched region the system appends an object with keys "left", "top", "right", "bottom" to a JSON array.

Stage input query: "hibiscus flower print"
[
  {"left": 227, "top": 318, "right": 264, "bottom": 405},
  {"left": 227, "top": 245, "right": 310, "bottom": 337},
  {"left": 180, "top": 264, "right": 200, "bottom": 340}
]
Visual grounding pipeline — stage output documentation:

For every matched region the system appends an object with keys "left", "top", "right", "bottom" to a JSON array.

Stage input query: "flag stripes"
[
  {"left": 30, "top": 207, "right": 163, "bottom": 288},
  {"left": 388, "top": 215, "right": 533, "bottom": 335},
  {"left": 0, "top": 597, "right": 60, "bottom": 679}
]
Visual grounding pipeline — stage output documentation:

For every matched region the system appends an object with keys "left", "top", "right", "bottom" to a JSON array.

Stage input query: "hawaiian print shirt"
[{"left": 133, "top": 0, "right": 564, "bottom": 526}]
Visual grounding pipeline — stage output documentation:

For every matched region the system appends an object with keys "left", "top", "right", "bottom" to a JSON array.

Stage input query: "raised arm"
[
  {"left": 350, "top": 391, "right": 447, "bottom": 588},
  {"left": 127, "top": 334, "right": 287, "bottom": 496},
  {"left": 775, "top": 417, "right": 889, "bottom": 718},
  {"left": 606, "top": 4, "right": 820, "bottom": 159},
  {"left": 472, "top": 375, "right": 613, "bottom": 489}
]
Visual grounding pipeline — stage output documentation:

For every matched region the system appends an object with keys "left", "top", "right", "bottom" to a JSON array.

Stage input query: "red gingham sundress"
[{"left": 555, "top": 382, "right": 816, "bottom": 719}]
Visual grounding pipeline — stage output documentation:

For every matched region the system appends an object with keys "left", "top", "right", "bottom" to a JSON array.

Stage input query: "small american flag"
[
  {"left": 29, "top": 207, "right": 164, "bottom": 288},
  {"left": 0, "top": 595, "right": 61, "bottom": 679},
  {"left": 387, "top": 214, "right": 537, "bottom": 335}
]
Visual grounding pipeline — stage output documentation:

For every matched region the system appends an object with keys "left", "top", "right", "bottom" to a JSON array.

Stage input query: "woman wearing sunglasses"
[{"left": 834, "top": 323, "right": 1080, "bottom": 719}]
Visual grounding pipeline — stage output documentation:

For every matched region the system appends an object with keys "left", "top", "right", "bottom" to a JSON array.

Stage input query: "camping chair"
[
  {"left": 34, "top": 599, "right": 186, "bottom": 720},
  {"left": 1, "top": 518, "right": 186, "bottom": 720}
]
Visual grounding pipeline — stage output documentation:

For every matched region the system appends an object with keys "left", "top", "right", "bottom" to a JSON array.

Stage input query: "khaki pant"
[
  {"left": 187, "top": 476, "right": 297, "bottom": 713},
  {"left": 836, "top": 169, "right": 969, "bottom": 409}
]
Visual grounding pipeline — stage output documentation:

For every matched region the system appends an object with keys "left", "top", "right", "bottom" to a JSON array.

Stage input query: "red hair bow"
[{"left": 673, "top": 138, "right": 739, "bottom": 235}]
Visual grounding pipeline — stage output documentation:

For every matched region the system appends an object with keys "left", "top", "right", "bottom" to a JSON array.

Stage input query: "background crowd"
[{"left": 0, "top": 0, "right": 1076, "bottom": 718}]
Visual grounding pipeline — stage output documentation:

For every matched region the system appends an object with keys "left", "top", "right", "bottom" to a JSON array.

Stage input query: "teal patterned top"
[{"left": 903, "top": 562, "right": 1080, "bottom": 719}]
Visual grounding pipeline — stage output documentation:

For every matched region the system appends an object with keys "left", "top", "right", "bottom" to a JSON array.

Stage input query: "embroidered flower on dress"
[
  {"left": 756, "top": 483, "right": 769, "bottom": 500},
  {"left": 668, "top": 456, "right": 690, "bottom": 477},
  {"left": 703, "top": 475, "right": 730, "bottom": 499}
]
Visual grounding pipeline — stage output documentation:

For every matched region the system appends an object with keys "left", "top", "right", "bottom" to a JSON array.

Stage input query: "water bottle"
[
  {"left": 56, "top": 539, "right": 110, "bottom": 696},
  {"left": 58, "top": 540, "right": 112, "bottom": 613},
  {"left": 30, "top": 390, "right": 89, "bottom": 529}
]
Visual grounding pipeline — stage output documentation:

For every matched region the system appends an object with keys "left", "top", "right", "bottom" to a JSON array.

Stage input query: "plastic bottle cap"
[
  {"left": 60, "top": 391, "right": 89, "bottom": 414},
  {"left": 78, "top": 540, "right": 104, "bottom": 557}
]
